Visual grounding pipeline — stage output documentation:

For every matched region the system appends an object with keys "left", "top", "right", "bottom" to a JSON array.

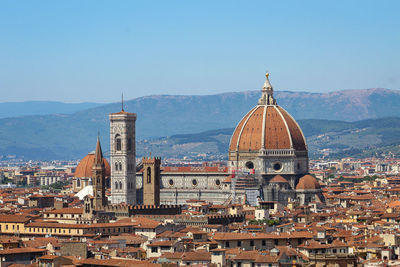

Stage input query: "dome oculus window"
[
  {"left": 245, "top": 161, "right": 254, "bottom": 169},
  {"left": 192, "top": 179, "right": 198, "bottom": 186},
  {"left": 273, "top": 162, "right": 282, "bottom": 171},
  {"left": 169, "top": 179, "right": 174, "bottom": 186},
  {"left": 215, "top": 179, "right": 221, "bottom": 186}
]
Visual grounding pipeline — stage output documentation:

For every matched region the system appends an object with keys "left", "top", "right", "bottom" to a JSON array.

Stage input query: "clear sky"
[{"left": 0, "top": 0, "right": 399, "bottom": 103}]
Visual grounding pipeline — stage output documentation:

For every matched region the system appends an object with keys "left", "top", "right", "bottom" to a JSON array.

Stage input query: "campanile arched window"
[
  {"left": 115, "top": 134, "right": 122, "bottom": 151},
  {"left": 147, "top": 167, "right": 151, "bottom": 184}
]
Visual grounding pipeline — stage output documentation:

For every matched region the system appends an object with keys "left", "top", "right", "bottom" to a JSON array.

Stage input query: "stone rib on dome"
[
  {"left": 237, "top": 106, "right": 264, "bottom": 151},
  {"left": 277, "top": 106, "right": 307, "bottom": 151},
  {"left": 229, "top": 106, "right": 257, "bottom": 152},
  {"left": 229, "top": 105, "right": 306, "bottom": 153},
  {"left": 75, "top": 152, "right": 111, "bottom": 178},
  {"left": 264, "top": 106, "right": 291, "bottom": 149}
]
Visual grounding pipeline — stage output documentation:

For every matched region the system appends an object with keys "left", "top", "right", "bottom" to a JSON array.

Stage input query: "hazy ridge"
[
  {"left": 0, "top": 88, "right": 399, "bottom": 160},
  {"left": 0, "top": 101, "right": 104, "bottom": 119},
  {"left": 137, "top": 117, "right": 400, "bottom": 160}
]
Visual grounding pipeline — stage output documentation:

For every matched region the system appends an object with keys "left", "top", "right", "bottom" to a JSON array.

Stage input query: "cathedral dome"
[
  {"left": 296, "top": 175, "right": 321, "bottom": 190},
  {"left": 270, "top": 175, "right": 289, "bottom": 183},
  {"left": 229, "top": 73, "right": 307, "bottom": 158},
  {"left": 75, "top": 152, "right": 111, "bottom": 178}
]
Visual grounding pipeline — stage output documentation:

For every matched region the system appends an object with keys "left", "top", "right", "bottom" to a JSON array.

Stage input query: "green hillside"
[
  {"left": 0, "top": 88, "right": 400, "bottom": 160},
  {"left": 137, "top": 117, "right": 400, "bottom": 160}
]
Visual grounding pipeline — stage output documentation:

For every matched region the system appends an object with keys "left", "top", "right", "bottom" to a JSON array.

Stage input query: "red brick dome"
[
  {"left": 296, "top": 175, "right": 321, "bottom": 190},
  {"left": 270, "top": 175, "right": 289, "bottom": 183},
  {"left": 229, "top": 73, "right": 306, "bottom": 157},
  {"left": 74, "top": 152, "right": 110, "bottom": 178},
  {"left": 229, "top": 105, "right": 307, "bottom": 153}
]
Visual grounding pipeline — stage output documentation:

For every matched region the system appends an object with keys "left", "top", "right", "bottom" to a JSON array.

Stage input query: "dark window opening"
[
  {"left": 273, "top": 162, "right": 282, "bottom": 171},
  {"left": 115, "top": 135, "right": 122, "bottom": 151},
  {"left": 147, "top": 167, "right": 151, "bottom": 184},
  {"left": 245, "top": 161, "right": 254, "bottom": 169}
]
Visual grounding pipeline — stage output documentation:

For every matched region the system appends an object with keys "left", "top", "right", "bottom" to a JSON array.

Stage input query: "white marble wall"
[
  {"left": 136, "top": 173, "right": 225, "bottom": 190},
  {"left": 110, "top": 113, "right": 136, "bottom": 205}
]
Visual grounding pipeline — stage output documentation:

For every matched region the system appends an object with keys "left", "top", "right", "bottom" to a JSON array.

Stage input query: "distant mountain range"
[
  {"left": 0, "top": 88, "right": 399, "bottom": 160},
  {"left": 137, "top": 117, "right": 400, "bottom": 160},
  {"left": 0, "top": 101, "right": 102, "bottom": 118}
]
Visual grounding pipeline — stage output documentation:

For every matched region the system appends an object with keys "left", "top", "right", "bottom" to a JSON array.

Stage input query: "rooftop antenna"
[{"left": 121, "top": 93, "right": 124, "bottom": 111}]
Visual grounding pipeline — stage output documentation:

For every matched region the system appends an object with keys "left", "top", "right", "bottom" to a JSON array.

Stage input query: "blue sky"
[{"left": 0, "top": 0, "right": 399, "bottom": 103}]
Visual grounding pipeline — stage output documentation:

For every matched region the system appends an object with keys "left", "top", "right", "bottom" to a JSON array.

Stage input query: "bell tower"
[
  {"left": 92, "top": 136, "right": 107, "bottom": 209},
  {"left": 109, "top": 102, "right": 136, "bottom": 205},
  {"left": 142, "top": 157, "right": 161, "bottom": 206}
]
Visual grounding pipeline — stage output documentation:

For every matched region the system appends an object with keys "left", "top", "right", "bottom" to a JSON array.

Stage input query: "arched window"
[
  {"left": 115, "top": 134, "right": 122, "bottom": 151},
  {"left": 115, "top": 181, "right": 118, "bottom": 190},
  {"left": 115, "top": 162, "right": 118, "bottom": 171},
  {"left": 85, "top": 203, "right": 90, "bottom": 213},
  {"left": 119, "top": 163, "right": 122, "bottom": 171},
  {"left": 147, "top": 167, "right": 151, "bottom": 184},
  {"left": 119, "top": 181, "right": 123, "bottom": 190},
  {"left": 77, "top": 179, "right": 81, "bottom": 187},
  {"left": 128, "top": 138, "right": 132, "bottom": 151}
]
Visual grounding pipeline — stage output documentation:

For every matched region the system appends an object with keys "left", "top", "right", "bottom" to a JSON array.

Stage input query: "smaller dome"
[
  {"left": 75, "top": 152, "right": 111, "bottom": 178},
  {"left": 296, "top": 175, "right": 321, "bottom": 190},
  {"left": 270, "top": 175, "right": 289, "bottom": 183},
  {"left": 387, "top": 200, "right": 400, "bottom": 209}
]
